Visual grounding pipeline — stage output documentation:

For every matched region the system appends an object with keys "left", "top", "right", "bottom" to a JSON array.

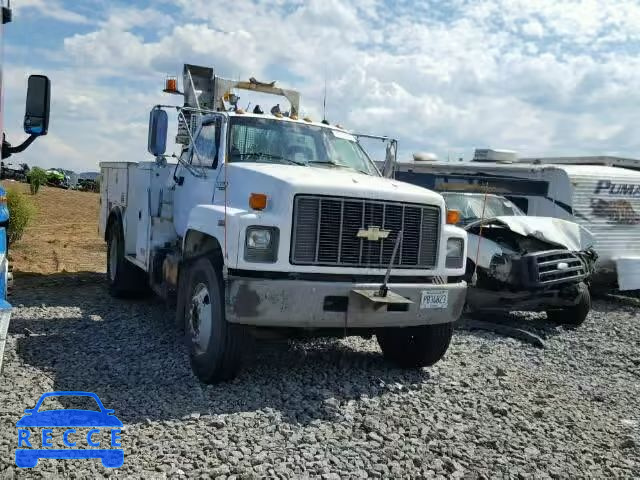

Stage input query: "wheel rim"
[
  {"left": 108, "top": 233, "right": 118, "bottom": 282},
  {"left": 189, "top": 282, "right": 213, "bottom": 353}
]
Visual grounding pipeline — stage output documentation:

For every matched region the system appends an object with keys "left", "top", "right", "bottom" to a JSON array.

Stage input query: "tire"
[
  {"left": 106, "top": 219, "right": 148, "bottom": 298},
  {"left": 183, "top": 256, "right": 247, "bottom": 384},
  {"left": 377, "top": 322, "right": 454, "bottom": 368},
  {"left": 546, "top": 282, "right": 591, "bottom": 327}
]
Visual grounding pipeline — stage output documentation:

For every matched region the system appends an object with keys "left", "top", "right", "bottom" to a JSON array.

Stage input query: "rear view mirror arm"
[{"left": 2, "top": 134, "right": 37, "bottom": 160}]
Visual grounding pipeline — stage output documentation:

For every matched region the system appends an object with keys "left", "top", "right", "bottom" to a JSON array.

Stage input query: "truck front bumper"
[
  {"left": 225, "top": 276, "right": 467, "bottom": 328},
  {"left": 466, "top": 281, "right": 585, "bottom": 313}
]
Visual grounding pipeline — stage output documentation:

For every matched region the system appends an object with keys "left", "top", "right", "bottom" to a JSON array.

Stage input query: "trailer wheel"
[
  {"left": 546, "top": 283, "right": 591, "bottom": 327},
  {"left": 377, "top": 322, "right": 454, "bottom": 368},
  {"left": 106, "top": 219, "right": 148, "bottom": 297},
  {"left": 184, "top": 256, "right": 247, "bottom": 384}
]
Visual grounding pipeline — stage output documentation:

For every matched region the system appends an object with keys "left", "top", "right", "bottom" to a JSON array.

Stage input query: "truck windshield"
[
  {"left": 442, "top": 193, "right": 524, "bottom": 225},
  {"left": 228, "top": 117, "right": 379, "bottom": 176}
]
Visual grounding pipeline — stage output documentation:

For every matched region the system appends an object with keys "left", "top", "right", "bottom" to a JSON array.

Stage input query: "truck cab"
[{"left": 99, "top": 64, "right": 467, "bottom": 383}]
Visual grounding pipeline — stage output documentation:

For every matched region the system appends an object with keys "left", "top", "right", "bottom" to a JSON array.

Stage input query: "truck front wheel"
[
  {"left": 546, "top": 282, "right": 591, "bottom": 327},
  {"left": 184, "top": 256, "right": 247, "bottom": 384},
  {"left": 377, "top": 323, "right": 454, "bottom": 368}
]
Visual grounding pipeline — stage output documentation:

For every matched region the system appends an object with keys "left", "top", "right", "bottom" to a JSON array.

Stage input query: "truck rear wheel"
[
  {"left": 377, "top": 322, "right": 454, "bottom": 368},
  {"left": 184, "top": 256, "right": 246, "bottom": 384},
  {"left": 106, "top": 220, "right": 148, "bottom": 297},
  {"left": 546, "top": 283, "right": 591, "bottom": 327}
]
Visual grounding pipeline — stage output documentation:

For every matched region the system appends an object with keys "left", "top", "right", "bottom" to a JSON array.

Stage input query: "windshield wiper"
[
  {"left": 307, "top": 160, "right": 369, "bottom": 175},
  {"left": 235, "top": 152, "right": 306, "bottom": 166}
]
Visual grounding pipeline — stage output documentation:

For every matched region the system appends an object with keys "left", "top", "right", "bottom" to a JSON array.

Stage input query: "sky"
[{"left": 3, "top": 0, "right": 640, "bottom": 173}]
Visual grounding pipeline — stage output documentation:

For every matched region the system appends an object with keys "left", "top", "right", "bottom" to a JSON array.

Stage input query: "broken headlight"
[
  {"left": 446, "top": 238, "right": 464, "bottom": 269},
  {"left": 245, "top": 226, "right": 279, "bottom": 263},
  {"left": 489, "top": 254, "right": 513, "bottom": 282}
]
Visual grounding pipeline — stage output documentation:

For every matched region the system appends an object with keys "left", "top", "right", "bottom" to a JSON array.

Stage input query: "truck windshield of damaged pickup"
[
  {"left": 228, "top": 116, "right": 380, "bottom": 176},
  {"left": 442, "top": 192, "right": 524, "bottom": 225}
]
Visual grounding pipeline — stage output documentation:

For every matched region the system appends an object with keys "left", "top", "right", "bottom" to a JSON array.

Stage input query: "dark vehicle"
[
  {"left": 0, "top": 161, "right": 29, "bottom": 181},
  {"left": 444, "top": 192, "right": 597, "bottom": 326}
]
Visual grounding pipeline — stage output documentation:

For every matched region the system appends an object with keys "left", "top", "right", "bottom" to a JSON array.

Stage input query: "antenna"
[{"left": 322, "top": 69, "right": 327, "bottom": 122}]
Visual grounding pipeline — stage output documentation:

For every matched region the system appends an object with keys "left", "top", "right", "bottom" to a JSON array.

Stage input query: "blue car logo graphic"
[{"left": 15, "top": 391, "right": 123, "bottom": 468}]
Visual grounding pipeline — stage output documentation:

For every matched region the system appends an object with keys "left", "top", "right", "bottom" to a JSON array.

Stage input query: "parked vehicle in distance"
[
  {"left": 98, "top": 64, "right": 468, "bottom": 383},
  {"left": 0, "top": 161, "right": 29, "bottom": 182},
  {"left": 45, "top": 169, "right": 70, "bottom": 189},
  {"left": 442, "top": 192, "right": 597, "bottom": 326}
]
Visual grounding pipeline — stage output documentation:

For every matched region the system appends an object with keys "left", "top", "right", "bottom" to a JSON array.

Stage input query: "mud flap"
[
  {"left": 0, "top": 300, "right": 12, "bottom": 374},
  {"left": 347, "top": 289, "right": 413, "bottom": 326}
]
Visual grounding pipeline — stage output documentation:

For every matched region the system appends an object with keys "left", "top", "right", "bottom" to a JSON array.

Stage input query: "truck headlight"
[
  {"left": 446, "top": 238, "right": 464, "bottom": 269},
  {"left": 245, "top": 226, "right": 279, "bottom": 262}
]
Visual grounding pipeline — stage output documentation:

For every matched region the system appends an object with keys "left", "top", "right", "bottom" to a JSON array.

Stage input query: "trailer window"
[{"left": 191, "top": 123, "right": 218, "bottom": 167}]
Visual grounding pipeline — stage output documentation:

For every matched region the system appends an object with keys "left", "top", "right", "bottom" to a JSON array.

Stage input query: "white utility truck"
[{"left": 99, "top": 64, "right": 467, "bottom": 383}]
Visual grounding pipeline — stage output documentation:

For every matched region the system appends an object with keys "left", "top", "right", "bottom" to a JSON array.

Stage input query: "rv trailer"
[{"left": 396, "top": 155, "right": 640, "bottom": 291}]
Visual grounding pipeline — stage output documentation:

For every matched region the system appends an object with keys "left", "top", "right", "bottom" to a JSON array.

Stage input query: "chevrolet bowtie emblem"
[{"left": 357, "top": 226, "right": 390, "bottom": 241}]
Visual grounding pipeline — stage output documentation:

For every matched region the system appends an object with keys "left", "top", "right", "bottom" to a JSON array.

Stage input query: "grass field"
[{"left": 2, "top": 181, "right": 105, "bottom": 275}]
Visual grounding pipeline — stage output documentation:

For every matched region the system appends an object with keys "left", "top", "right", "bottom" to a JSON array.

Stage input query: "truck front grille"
[
  {"left": 291, "top": 195, "right": 440, "bottom": 269},
  {"left": 524, "top": 250, "right": 587, "bottom": 287}
]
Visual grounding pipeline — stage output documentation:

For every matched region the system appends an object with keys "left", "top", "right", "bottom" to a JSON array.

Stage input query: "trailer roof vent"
[
  {"left": 413, "top": 152, "right": 438, "bottom": 162},
  {"left": 473, "top": 148, "right": 518, "bottom": 163}
]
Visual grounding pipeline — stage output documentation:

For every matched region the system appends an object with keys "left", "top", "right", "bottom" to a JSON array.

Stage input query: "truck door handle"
[{"left": 176, "top": 176, "right": 184, "bottom": 186}]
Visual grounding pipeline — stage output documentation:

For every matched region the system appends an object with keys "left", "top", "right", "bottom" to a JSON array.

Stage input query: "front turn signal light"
[
  {"left": 446, "top": 209, "right": 461, "bottom": 224},
  {"left": 249, "top": 193, "right": 268, "bottom": 210}
]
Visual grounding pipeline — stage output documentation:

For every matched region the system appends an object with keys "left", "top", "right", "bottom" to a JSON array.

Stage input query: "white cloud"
[
  {"left": 522, "top": 20, "right": 544, "bottom": 38},
  {"left": 6, "top": 0, "right": 640, "bottom": 172},
  {"left": 13, "top": 0, "right": 90, "bottom": 24}
]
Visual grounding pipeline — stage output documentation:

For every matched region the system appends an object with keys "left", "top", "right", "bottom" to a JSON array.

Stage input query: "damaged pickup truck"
[{"left": 443, "top": 193, "right": 597, "bottom": 326}]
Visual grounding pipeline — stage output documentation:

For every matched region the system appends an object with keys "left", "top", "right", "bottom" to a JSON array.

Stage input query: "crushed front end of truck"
[{"left": 464, "top": 216, "right": 597, "bottom": 325}]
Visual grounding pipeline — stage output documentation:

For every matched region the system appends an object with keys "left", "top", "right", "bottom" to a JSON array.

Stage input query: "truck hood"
[
  {"left": 466, "top": 216, "right": 595, "bottom": 251},
  {"left": 228, "top": 163, "right": 445, "bottom": 206}
]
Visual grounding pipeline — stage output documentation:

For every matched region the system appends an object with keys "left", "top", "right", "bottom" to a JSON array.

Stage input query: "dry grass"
[{"left": 2, "top": 181, "right": 105, "bottom": 274}]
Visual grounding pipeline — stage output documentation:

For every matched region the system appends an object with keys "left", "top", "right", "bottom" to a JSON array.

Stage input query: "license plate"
[{"left": 420, "top": 290, "right": 448, "bottom": 309}]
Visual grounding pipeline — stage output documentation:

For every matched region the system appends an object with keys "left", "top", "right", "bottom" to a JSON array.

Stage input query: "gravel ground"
[{"left": 1, "top": 274, "right": 639, "bottom": 479}]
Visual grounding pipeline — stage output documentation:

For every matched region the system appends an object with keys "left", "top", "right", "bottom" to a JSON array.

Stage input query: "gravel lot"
[{"left": 1, "top": 274, "right": 639, "bottom": 478}]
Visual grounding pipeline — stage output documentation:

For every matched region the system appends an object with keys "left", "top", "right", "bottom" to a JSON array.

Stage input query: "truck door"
[{"left": 173, "top": 116, "right": 223, "bottom": 237}]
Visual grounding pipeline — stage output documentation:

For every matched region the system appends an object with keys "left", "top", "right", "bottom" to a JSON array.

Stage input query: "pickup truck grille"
[
  {"left": 523, "top": 250, "right": 587, "bottom": 287},
  {"left": 291, "top": 195, "right": 440, "bottom": 269}
]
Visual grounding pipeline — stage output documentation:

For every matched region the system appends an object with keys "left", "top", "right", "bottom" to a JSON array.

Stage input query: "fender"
[
  {"left": 105, "top": 206, "right": 124, "bottom": 241},
  {"left": 182, "top": 204, "right": 247, "bottom": 268}
]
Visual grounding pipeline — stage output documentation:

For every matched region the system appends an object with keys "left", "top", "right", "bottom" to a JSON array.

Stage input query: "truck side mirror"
[
  {"left": 148, "top": 109, "right": 168, "bottom": 156},
  {"left": 23, "top": 75, "right": 50, "bottom": 136}
]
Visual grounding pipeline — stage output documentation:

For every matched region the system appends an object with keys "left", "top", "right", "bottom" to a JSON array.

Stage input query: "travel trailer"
[{"left": 396, "top": 151, "right": 640, "bottom": 290}]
